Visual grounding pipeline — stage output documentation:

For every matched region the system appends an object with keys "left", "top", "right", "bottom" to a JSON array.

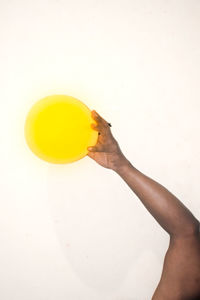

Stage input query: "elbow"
[
  {"left": 171, "top": 219, "right": 200, "bottom": 239},
  {"left": 185, "top": 220, "right": 199, "bottom": 237},
  {"left": 190, "top": 219, "right": 200, "bottom": 236}
]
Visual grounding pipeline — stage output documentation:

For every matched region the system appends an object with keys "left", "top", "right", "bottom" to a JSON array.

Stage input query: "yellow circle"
[{"left": 24, "top": 95, "right": 98, "bottom": 164}]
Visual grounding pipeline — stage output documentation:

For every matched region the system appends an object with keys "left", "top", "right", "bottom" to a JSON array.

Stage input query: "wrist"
[{"left": 112, "top": 155, "right": 132, "bottom": 173}]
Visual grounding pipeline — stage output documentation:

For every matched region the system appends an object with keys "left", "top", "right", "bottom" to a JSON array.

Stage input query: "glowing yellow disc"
[{"left": 24, "top": 95, "right": 98, "bottom": 164}]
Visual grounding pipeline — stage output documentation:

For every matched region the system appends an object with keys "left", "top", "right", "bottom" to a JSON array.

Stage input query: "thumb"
[{"left": 87, "top": 146, "right": 96, "bottom": 152}]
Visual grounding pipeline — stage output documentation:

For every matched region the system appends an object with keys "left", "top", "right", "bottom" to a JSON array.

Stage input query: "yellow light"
[{"left": 24, "top": 95, "right": 98, "bottom": 164}]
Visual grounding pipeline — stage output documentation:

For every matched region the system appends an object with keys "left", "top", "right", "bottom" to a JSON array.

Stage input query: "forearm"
[{"left": 113, "top": 158, "right": 199, "bottom": 238}]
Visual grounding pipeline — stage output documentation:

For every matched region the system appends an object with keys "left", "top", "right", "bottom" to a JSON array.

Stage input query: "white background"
[{"left": 0, "top": 0, "right": 200, "bottom": 299}]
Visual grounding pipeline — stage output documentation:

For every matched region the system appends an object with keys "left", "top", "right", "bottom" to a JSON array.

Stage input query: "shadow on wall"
[{"left": 46, "top": 165, "right": 148, "bottom": 293}]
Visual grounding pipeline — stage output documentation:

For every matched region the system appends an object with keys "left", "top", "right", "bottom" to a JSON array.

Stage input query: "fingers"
[
  {"left": 87, "top": 146, "right": 103, "bottom": 152},
  {"left": 90, "top": 123, "right": 100, "bottom": 131},
  {"left": 90, "top": 122, "right": 110, "bottom": 138},
  {"left": 90, "top": 110, "right": 112, "bottom": 136},
  {"left": 91, "top": 110, "right": 108, "bottom": 127}
]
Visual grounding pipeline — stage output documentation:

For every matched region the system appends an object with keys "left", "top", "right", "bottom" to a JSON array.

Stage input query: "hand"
[{"left": 87, "top": 110, "right": 128, "bottom": 170}]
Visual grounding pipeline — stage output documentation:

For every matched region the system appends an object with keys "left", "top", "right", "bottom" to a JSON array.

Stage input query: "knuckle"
[{"left": 91, "top": 123, "right": 98, "bottom": 129}]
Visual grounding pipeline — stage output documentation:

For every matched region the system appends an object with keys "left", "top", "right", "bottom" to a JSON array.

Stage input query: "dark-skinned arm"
[
  {"left": 113, "top": 160, "right": 199, "bottom": 238},
  {"left": 87, "top": 110, "right": 199, "bottom": 238}
]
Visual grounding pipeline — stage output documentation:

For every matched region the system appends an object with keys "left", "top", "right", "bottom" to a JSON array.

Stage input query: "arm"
[
  {"left": 113, "top": 160, "right": 199, "bottom": 237},
  {"left": 87, "top": 110, "right": 199, "bottom": 238}
]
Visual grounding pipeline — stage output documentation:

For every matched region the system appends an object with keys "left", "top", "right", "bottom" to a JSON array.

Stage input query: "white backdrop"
[{"left": 0, "top": 0, "right": 200, "bottom": 299}]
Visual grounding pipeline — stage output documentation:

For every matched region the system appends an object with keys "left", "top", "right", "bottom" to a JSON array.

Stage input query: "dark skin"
[{"left": 87, "top": 110, "right": 200, "bottom": 300}]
